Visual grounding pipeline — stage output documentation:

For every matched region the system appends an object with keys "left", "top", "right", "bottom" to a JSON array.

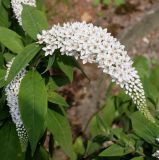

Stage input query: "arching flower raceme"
[
  {"left": 11, "top": 0, "right": 36, "bottom": 25},
  {"left": 5, "top": 59, "right": 28, "bottom": 145},
  {"left": 37, "top": 22, "right": 155, "bottom": 122}
]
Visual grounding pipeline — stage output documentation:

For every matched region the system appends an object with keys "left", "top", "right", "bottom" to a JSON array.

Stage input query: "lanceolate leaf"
[
  {"left": 0, "top": 121, "right": 25, "bottom": 160},
  {"left": 133, "top": 56, "right": 150, "bottom": 79},
  {"left": 85, "top": 140, "right": 101, "bottom": 157},
  {"left": 35, "top": 146, "right": 49, "bottom": 160},
  {"left": 0, "top": 69, "right": 6, "bottom": 88},
  {"left": 57, "top": 54, "right": 74, "bottom": 82},
  {"left": 131, "top": 112, "right": 159, "bottom": 144},
  {"left": 47, "top": 108, "right": 75, "bottom": 159},
  {"left": 48, "top": 91, "right": 69, "bottom": 107},
  {"left": 42, "top": 54, "right": 56, "bottom": 74},
  {"left": 0, "top": 27, "right": 24, "bottom": 54},
  {"left": 57, "top": 54, "right": 89, "bottom": 83},
  {"left": 130, "top": 157, "right": 144, "bottom": 160},
  {"left": 22, "top": 5, "right": 48, "bottom": 39},
  {"left": 7, "top": 43, "right": 41, "bottom": 84},
  {"left": 2, "top": 0, "right": 11, "bottom": 9},
  {"left": 19, "top": 70, "right": 47, "bottom": 154},
  {"left": 99, "top": 144, "right": 132, "bottom": 157},
  {"left": 0, "top": 4, "right": 10, "bottom": 27}
]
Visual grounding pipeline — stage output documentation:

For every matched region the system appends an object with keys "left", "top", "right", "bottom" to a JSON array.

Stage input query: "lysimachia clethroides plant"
[{"left": 0, "top": 0, "right": 158, "bottom": 159}]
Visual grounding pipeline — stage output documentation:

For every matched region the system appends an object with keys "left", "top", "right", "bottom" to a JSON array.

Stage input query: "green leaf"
[
  {"left": 42, "top": 54, "right": 56, "bottom": 74},
  {"left": 0, "top": 69, "right": 6, "bottom": 88},
  {"left": 46, "top": 76, "right": 70, "bottom": 90},
  {"left": 90, "top": 116, "right": 101, "bottom": 136},
  {"left": 48, "top": 91, "right": 69, "bottom": 107},
  {"left": 100, "top": 97, "right": 116, "bottom": 126},
  {"left": 7, "top": 43, "right": 41, "bottom": 84},
  {"left": 3, "top": 52, "right": 15, "bottom": 62},
  {"left": 115, "top": 0, "right": 125, "bottom": 6},
  {"left": 0, "top": 121, "right": 25, "bottom": 160},
  {"left": 111, "top": 128, "right": 123, "bottom": 139},
  {"left": 90, "top": 115, "right": 108, "bottom": 137},
  {"left": 47, "top": 108, "right": 75, "bottom": 159},
  {"left": 19, "top": 70, "right": 47, "bottom": 154},
  {"left": 99, "top": 144, "right": 132, "bottom": 157},
  {"left": 73, "top": 137, "right": 85, "bottom": 155},
  {"left": 103, "top": 0, "right": 111, "bottom": 5},
  {"left": 143, "top": 78, "right": 158, "bottom": 103},
  {"left": 0, "top": 27, "right": 24, "bottom": 54},
  {"left": 112, "top": 132, "right": 135, "bottom": 151},
  {"left": 85, "top": 140, "right": 101, "bottom": 157},
  {"left": 46, "top": 77, "right": 59, "bottom": 90},
  {"left": 130, "top": 157, "right": 144, "bottom": 160},
  {"left": 85, "top": 135, "right": 106, "bottom": 157},
  {"left": 71, "top": 56, "right": 89, "bottom": 80},
  {"left": 36, "top": 0, "right": 45, "bottom": 11},
  {"left": 131, "top": 112, "right": 159, "bottom": 144},
  {"left": 0, "top": 53, "right": 4, "bottom": 68},
  {"left": 0, "top": 4, "right": 10, "bottom": 27},
  {"left": 149, "top": 66, "right": 159, "bottom": 90},
  {"left": 57, "top": 54, "right": 74, "bottom": 82},
  {"left": 22, "top": 5, "right": 48, "bottom": 39},
  {"left": 90, "top": 97, "right": 115, "bottom": 136},
  {"left": 2, "top": 0, "right": 11, "bottom": 8},
  {"left": 92, "top": 0, "right": 100, "bottom": 6},
  {"left": 35, "top": 146, "right": 49, "bottom": 160},
  {"left": 133, "top": 56, "right": 150, "bottom": 79}
]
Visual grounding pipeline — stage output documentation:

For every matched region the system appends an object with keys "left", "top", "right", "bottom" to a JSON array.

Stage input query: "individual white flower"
[
  {"left": 37, "top": 22, "right": 155, "bottom": 122},
  {"left": 153, "top": 138, "right": 159, "bottom": 159},
  {"left": 11, "top": 0, "right": 36, "bottom": 25},
  {"left": 5, "top": 59, "right": 28, "bottom": 145},
  {"left": 153, "top": 150, "right": 159, "bottom": 159}
]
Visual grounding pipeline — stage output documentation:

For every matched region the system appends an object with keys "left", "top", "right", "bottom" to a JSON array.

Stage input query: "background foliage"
[{"left": 92, "top": 0, "right": 125, "bottom": 6}]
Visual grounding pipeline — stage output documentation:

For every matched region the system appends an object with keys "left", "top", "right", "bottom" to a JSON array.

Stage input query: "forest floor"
[{"left": 44, "top": 0, "right": 159, "bottom": 159}]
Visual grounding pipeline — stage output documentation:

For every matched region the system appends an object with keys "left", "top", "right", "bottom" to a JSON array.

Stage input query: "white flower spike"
[
  {"left": 5, "top": 59, "right": 28, "bottom": 145},
  {"left": 11, "top": 0, "right": 36, "bottom": 25},
  {"left": 37, "top": 22, "right": 155, "bottom": 122}
]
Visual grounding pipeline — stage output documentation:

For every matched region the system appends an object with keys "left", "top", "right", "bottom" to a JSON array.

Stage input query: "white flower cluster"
[
  {"left": 5, "top": 59, "right": 28, "bottom": 144},
  {"left": 11, "top": 0, "right": 36, "bottom": 25},
  {"left": 37, "top": 22, "right": 155, "bottom": 122},
  {"left": 152, "top": 138, "right": 159, "bottom": 159},
  {"left": 153, "top": 150, "right": 159, "bottom": 159}
]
